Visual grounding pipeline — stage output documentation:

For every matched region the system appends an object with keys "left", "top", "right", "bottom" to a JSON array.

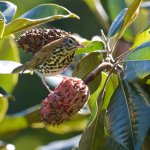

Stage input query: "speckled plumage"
[{"left": 12, "top": 35, "right": 83, "bottom": 78}]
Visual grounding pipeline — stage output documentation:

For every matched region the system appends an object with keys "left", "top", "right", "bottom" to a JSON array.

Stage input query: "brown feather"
[{"left": 12, "top": 37, "right": 66, "bottom": 73}]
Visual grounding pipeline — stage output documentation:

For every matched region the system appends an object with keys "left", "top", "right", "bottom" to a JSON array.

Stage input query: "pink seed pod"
[{"left": 40, "top": 77, "right": 90, "bottom": 125}]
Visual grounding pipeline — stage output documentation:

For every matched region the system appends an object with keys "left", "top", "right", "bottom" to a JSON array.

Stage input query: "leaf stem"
[{"left": 83, "top": 62, "right": 113, "bottom": 85}]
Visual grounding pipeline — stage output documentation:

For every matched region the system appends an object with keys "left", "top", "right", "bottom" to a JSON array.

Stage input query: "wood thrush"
[{"left": 12, "top": 34, "right": 84, "bottom": 92}]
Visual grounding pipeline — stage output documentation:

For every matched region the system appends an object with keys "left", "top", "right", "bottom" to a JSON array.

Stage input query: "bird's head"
[{"left": 61, "top": 35, "right": 84, "bottom": 51}]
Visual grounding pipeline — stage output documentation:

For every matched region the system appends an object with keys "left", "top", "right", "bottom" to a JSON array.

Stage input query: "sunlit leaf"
[
  {"left": 0, "top": 105, "right": 40, "bottom": 137},
  {"left": 0, "top": 61, "right": 22, "bottom": 74},
  {"left": 131, "top": 28, "right": 150, "bottom": 50},
  {"left": 125, "top": 41, "right": 150, "bottom": 61},
  {"left": 76, "top": 41, "right": 104, "bottom": 55},
  {"left": 79, "top": 96, "right": 106, "bottom": 150},
  {"left": 0, "top": 1, "right": 17, "bottom": 23},
  {"left": 88, "top": 73, "right": 118, "bottom": 111},
  {"left": 116, "top": 0, "right": 142, "bottom": 40},
  {"left": 72, "top": 52, "right": 102, "bottom": 94},
  {"left": 102, "top": 73, "right": 118, "bottom": 110},
  {"left": 106, "top": 81, "right": 150, "bottom": 150},
  {"left": 78, "top": 73, "right": 118, "bottom": 150},
  {"left": 4, "top": 4, "right": 79, "bottom": 36},
  {"left": 88, "top": 72, "right": 107, "bottom": 111},
  {"left": 124, "top": 41, "right": 150, "bottom": 81},
  {"left": 0, "top": 116, "right": 28, "bottom": 137},
  {"left": 0, "top": 36, "right": 19, "bottom": 93}
]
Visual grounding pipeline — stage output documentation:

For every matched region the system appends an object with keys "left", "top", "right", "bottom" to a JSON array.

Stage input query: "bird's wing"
[{"left": 12, "top": 38, "right": 63, "bottom": 73}]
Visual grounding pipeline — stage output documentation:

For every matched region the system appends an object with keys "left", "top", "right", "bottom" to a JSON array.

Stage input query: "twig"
[{"left": 83, "top": 62, "right": 113, "bottom": 85}]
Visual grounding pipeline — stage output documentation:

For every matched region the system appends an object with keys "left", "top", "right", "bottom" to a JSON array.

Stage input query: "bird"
[{"left": 12, "top": 35, "right": 84, "bottom": 92}]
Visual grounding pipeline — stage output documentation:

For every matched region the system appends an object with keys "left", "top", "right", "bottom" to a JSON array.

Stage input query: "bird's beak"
[{"left": 78, "top": 44, "right": 85, "bottom": 48}]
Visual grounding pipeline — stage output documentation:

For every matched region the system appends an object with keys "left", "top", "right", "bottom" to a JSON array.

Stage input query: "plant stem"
[{"left": 83, "top": 62, "right": 113, "bottom": 85}]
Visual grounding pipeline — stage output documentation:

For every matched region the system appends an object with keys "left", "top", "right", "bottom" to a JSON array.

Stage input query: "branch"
[{"left": 83, "top": 62, "right": 113, "bottom": 85}]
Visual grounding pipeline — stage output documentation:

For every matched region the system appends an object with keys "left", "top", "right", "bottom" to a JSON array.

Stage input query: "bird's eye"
[{"left": 68, "top": 38, "right": 74, "bottom": 45}]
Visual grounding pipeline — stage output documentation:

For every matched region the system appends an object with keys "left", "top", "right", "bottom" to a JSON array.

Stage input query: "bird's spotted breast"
[{"left": 34, "top": 51, "right": 75, "bottom": 76}]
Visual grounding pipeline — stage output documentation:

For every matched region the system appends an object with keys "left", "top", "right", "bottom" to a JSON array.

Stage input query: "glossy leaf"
[
  {"left": 88, "top": 72, "right": 107, "bottom": 111},
  {"left": 108, "top": 9, "right": 127, "bottom": 37},
  {"left": 125, "top": 41, "right": 150, "bottom": 61},
  {"left": 78, "top": 73, "right": 118, "bottom": 150},
  {"left": 106, "top": 81, "right": 150, "bottom": 150},
  {"left": 116, "top": 0, "right": 142, "bottom": 40},
  {"left": 106, "top": 137, "right": 126, "bottom": 150},
  {"left": 88, "top": 73, "right": 118, "bottom": 111},
  {"left": 79, "top": 95, "right": 106, "bottom": 150},
  {"left": 72, "top": 52, "right": 102, "bottom": 94},
  {"left": 107, "top": 0, "right": 135, "bottom": 41},
  {"left": 76, "top": 41, "right": 104, "bottom": 55},
  {"left": 124, "top": 41, "right": 150, "bottom": 81},
  {"left": 0, "top": 1, "right": 16, "bottom": 23},
  {"left": 124, "top": 60, "right": 150, "bottom": 81},
  {"left": 0, "top": 36, "right": 19, "bottom": 92},
  {"left": 4, "top": 4, "right": 79, "bottom": 36},
  {"left": 131, "top": 28, "right": 150, "bottom": 50},
  {"left": 0, "top": 61, "right": 22, "bottom": 74}
]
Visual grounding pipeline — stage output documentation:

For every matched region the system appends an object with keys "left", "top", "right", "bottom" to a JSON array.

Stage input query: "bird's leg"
[{"left": 41, "top": 77, "right": 53, "bottom": 94}]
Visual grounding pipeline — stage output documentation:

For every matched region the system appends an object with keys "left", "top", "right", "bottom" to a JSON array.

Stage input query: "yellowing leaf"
[
  {"left": 131, "top": 27, "right": 150, "bottom": 50},
  {"left": 116, "top": 0, "right": 143, "bottom": 40}
]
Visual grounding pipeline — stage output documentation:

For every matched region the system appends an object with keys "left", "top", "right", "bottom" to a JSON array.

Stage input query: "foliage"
[{"left": 0, "top": 0, "right": 150, "bottom": 150}]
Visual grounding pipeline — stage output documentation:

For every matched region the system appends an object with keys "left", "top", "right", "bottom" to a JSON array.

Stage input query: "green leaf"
[
  {"left": 124, "top": 41, "right": 150, "bottom": 81},
  {"left": 108, "top": 9, "right": 127, "bottom": 38},
  {"left": 102, "top": 73, "right": 118, "bottom": 110},
  {"left": 116, "top": 0, "right": 143, "bottom": 40},
  {"left": 0, "top": 116, "right": 28, "bottom": 137},
  {"left": 78, "top": 73, "right": 118, "bottom": 150},
  {"left": 0, "top": 95, "right": 8, "bottom": 123},
  {"left": 125, "top": 41, "right": 150, "bottom": 61},
  {"left": 79, "top": 96, "right": 106, "bottom": 150},
  {"left": 88, "top": 72, "right": 107, "bottom": 110},
  {"left": 0, "top": 36, "right": 19, "bottom": 93},
  {"left": 46, "top": 114, "right": 89, "bottom": 134},
  {"left": 105, "top": 81, "right": 150, "bottom": 150},
  {"left": 88, "top": 73, "right": 118, "bottom": 111},
  {"left": 0, "top": 105, "right": 40, "bottom": 137},
  {"left": 131, "top": 27, "right": 150, "bottom": 50},
  {"left": 124, "top": 60, "right": 150, "bottom": 81},
  {"left": 0, "top": 1, "right": 17, "bottom": 23},
  {"left": 76, "top": 41, "right": 104, "bottom": 55},
  {"left": 4, "top": 4, "right": 79, "bottom": 36},
  {"left": 72, "top": 52, "right": 102, "bottom": 94}
]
